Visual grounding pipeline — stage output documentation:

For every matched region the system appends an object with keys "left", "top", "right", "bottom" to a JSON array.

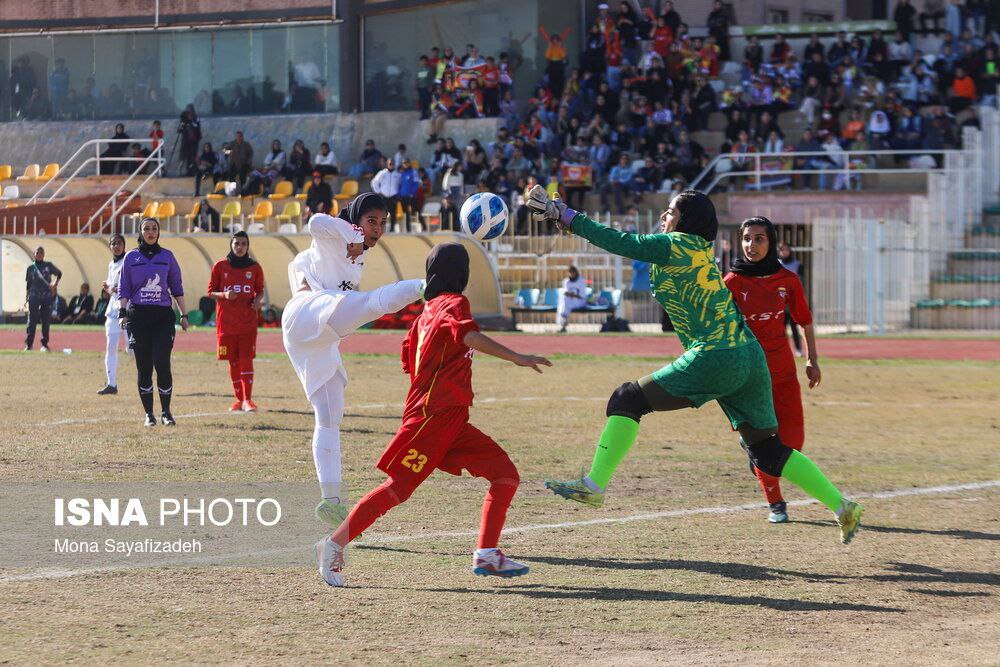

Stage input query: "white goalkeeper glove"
[{"left": 525, "top": 184, "right": 572, "bottom": 232}]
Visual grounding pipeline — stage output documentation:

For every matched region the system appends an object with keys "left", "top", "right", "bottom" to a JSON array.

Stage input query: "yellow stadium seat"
[
  {"left": 0, "top": 165, "right": 13, "bottom": 181},
  {"left": 276, "top": 200, "right": 302, "bottom": 223},
  {"left": 295, "top": 180, "right": 312, "bottom": 201},
  {"left": 155, "top": 200, "right": 176, "bottom": 220},
  {"left": 206, "top": 181, "right": 227, "bottom": 200},
  {"left": 269, "top": 181, "right": 293, "bottom": 200},
  {"left": 333, "top": 179, "right": 358, "bottom": 201},
  {"left": 16, "top": 164, "right": 40, "bottom": 181},
  {"left": 38, "top": 163, "right": 59, "bottom": 181},
  {"left": 221, "top": 201, "right": 242, "bottom": 222},
  {"left": 250, "top": 200, "right": 273, "bottom": 222},
  {"left": 328, "top": 199, "right": 340, "bottom": 216},
  {"left": 140, "top": 201, "right": 159, "bottom": 219},
  {"left": 184, "top": 201, "right": 202, "bottom": 221}
]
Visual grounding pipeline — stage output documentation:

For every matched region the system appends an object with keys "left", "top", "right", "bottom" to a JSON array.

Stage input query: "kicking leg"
[
  {"left": 740, "top": 425, "right": 862, "bottom": 544},
  {"left": 326, "top": 279, "right": 424, "bottom": 338},
  {"left": 546, "top": 376, "right": 693, "bottom": 506}
]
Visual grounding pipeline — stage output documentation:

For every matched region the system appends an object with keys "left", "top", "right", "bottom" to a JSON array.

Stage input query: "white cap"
[{"left": 598, "top": 2, "right": 609, "bottom": 9}]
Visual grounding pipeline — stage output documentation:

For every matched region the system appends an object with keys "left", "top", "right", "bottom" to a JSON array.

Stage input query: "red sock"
[
  {"left": 331, "top": 479, "right": 411, "bottom": 547},
  {"left": 240, "top": 358, "right": 254, "bottom": 401},
  {"left": 477, "top": 481, "right": 518, "bottom": 549},
  {"left": 755, "top": 467, "right": 784, "bottom": 505},
  {"left": 228, "top": 361, "right": 243, "bottom": 401}
]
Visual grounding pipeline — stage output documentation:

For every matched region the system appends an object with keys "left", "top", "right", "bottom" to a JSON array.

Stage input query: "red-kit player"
[
  {"left": 316, "top": 243, "right": 552, "bottom": 587},
  {"left": 724, "top": 217, "right": 821, "bottom": 524},
  {"left": 208, "top": 231, "right": 265, "bottom": 412}
]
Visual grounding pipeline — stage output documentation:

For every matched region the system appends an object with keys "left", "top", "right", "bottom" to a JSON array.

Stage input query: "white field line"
[{"left": 3, "top": 479, "right": 997, "bottom": 583}]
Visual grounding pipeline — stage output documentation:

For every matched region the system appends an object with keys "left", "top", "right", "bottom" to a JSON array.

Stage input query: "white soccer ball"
[{"left": 459, "top": 192, "right": 509, "bottom": 241}]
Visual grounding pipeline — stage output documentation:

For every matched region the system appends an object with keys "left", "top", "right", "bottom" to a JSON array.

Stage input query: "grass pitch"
[{"left": 1, "top": 348, "right": 998, "bottom": 664}]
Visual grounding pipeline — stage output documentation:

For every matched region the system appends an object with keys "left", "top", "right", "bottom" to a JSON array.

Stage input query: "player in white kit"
[
  {"left": 98, "top": 234, "right": 128, "bottom": 395},
  {"left": 282, "top": 193, "right": 424, "bottom": 527}
]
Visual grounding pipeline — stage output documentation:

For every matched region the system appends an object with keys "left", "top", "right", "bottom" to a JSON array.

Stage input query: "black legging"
[{"left": 127, "top": 305, "right": 176, "bottom": 415}]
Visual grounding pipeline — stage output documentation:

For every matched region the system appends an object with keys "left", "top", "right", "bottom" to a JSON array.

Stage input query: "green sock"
[
  {"left": 779, "top": 450, "right": 844, "bottom": 513},
  {"left": 587, "top": 416, "right": 640, "bottom": 489}
]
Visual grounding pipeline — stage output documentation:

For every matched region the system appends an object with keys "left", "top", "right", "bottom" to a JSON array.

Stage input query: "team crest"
[
  {"left": 777, "top": 286, "right": 788, "bottom": 301},
  {"left": 245, "top": 271, "right": 252, "bottom": 279}
]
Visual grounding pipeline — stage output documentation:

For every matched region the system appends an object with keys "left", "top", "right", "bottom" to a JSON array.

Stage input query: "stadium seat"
[
  {"left": 16, "top": 164, "right": 40, "bottom": 181},
  {"left": 250, "top": 200, "right": 273, "bottom": 222},
  {"left": 0, "top": 165, "right": 13, "bottom": 181},
  {"left": 38, "top": 163, "right": 59, "bottom": 181},
  {"left": 206, "top": 181, "right": 227, "bottom": 200},
  {"left": 269, "top": 180, "right": 293, "bottom": 200},
  {"left": 1, "top": 185, "right": 20, "bottom": 200},
  {"left": 295, "top": 181, "right": 312, "bottom": 201},
  {"left": 278, "top": 222, "right": 299, "bottom": 234},
  {"left": 420, "top": 201, "right": 441, "bottom": 229},
  {"left": 184, "top": 201, "right": 201, "bottom": 222},
  {"left": 276, "top": 200, "right": 302, "bottom": 223},
  {"left": 328, "top": 199, "right": 340, "bottom": 216},
  {"left": 515, "top": 288, "right": 540, "bottom": 307},
  {"left": 154, "top": 200, "right": 176, "bottom": 221},
  {"left": 334, "top": 179, "right": 359, "bottom": 201},
  {"left": 245, "top": 222, "right": 266, "bottom": 234},
  {"left": 221, "top": 201, "right": 242, "bottom": 224},
  {"left": 139, "top": 201, "right": 159, "bottom": 218}
]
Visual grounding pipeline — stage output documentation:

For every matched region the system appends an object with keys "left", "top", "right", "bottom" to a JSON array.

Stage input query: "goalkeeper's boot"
[
  {"left": 768, "top": 501, "right": 789, "bottom": 524},
  {"left": 229, "top": 400, "right": 243, "bottom": 412},
  {"left": 242, "top": 399, "right": 258, "bottom": 413},
  {"left": 315, "top": 536, "right": 345, "bottom": 587},
  {"left": 544, "top": 475, "right": 605, "bottom": 508},
  {"left": 837, "top": 499, "right": 864, "bottom": 545},
  {"left": 473, "top": 549, "right": 529, "bottom": 578},
  {"left": 315, "top": 498, "right": 349, "bottom": 528}
]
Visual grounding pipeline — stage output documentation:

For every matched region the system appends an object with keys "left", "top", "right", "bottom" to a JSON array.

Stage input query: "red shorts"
[
  {"left": 377, "top": 406, "right": 515, "bottom": 488},
  {"left": 217, "top": 331, "right": 257, "bottom": 361}
]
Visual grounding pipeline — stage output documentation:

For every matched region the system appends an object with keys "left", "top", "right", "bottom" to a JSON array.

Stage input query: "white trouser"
[
  {"left": 326, "top": 280, "right": 423, "bottom": 339},
  {"left": 309, "top": 372, "right": 347, "bottom": 500},
  {"left": 557, "top": 295, "right": 587, "bottom": 327},
  {"left": 105, "top": 320, "right": 126, "bottom": 386}
]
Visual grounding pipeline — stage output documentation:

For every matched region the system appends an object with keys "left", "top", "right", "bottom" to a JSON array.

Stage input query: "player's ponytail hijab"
[
  {"left": 424, "top": 242, "right": 469, "bottom": 301},
  {"left": 731, "top": 216, "right": 782, "bottom": 277},
  {"left": 137, "top": 217, "right": 162, "bottom": 259},
  {"left": 673, "top": 190, "right": 719, "bottom": 242},
  {"left": 343, "top": 192, "right": 388, "bottom": 226},
  {"left": 227, "top": 230, "right": 257, "bottom": 269}
]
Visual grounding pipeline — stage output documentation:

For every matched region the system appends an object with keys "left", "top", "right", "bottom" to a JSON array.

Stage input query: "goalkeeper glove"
[{"left": 526, "top": 184, "right": 575, "bottom": 232}]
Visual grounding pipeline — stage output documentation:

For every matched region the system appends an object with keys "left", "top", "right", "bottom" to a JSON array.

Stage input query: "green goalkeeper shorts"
[{"left": 650, "top": 343, "right": 778, "bottom": 431}]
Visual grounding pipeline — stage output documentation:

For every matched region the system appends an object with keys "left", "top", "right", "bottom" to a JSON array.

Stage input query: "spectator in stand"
[
  {"left": 540, "top": 26, "right": 571, "bottom": 97},
  {"left": 288, "top": 139, "right": 312, "bottom": 191},
  {"left": 398, "top": 159, "right": 421, "bottom": 231},
  {"left": 243, "top": 139, "right": 287, "bottom": 195},
  {"left": 442, "top": 161, "right": 465, "bottom": 201},
  {"left": 438, "top": 193, "right": 460, "bottom": 231},
  {"left": 48, "top": 58, "right": 70, "bottom": 119},
  {"left": 428, "top": 138, "right": 456, "bottom": 189},
  {"left": 828, "top": 31, "right": 849, "bottom": 68},
  {"left": 892, "top": 105, "right": 925, "bottom": 154},
  {"left": 920, "top": 0, "right": 946, "bottom": 34},
  {"left": 820, "top": 133, "right": 848, "bottom": 190},
  {"left": 841, "top": 109, "right": 867, "bottom": 144},
  {"left": 370, "top": 159, "right": 402, "bottom": 226},
  {"left": 649, "top": 15, "right": 674, "bottom": 60},
  {"left": 894, "top": 0, "right": 919, "bottom": 41},
  {"left": 770, "top": 34, "right": 790, "bottom": 64},
  {"left": 803, "top": 33, "right": 825, "bottom": 64},
  {"left": 305, "top": 172, "right": 333, "bottom": 216},
  {"left": 616, "top": 2, "right": 641, "bottom": 66},
  {"left": 589, "top": 134, "right": 612, "bottom": 181},
  {"left": 482, "top": 56, "right": 501, "bottom": 116},
  {"left": 888, "top": 32, "right": 914, "bottom": 78},
  {"left": 99, "top": 123, "right": 131, "bottom": 175},
  {"left": 314, "top": 142, "right": 339, "bottom": 176},
  {"left": 416, "top": 55, "right": 434, "bottom": 119},
  {"left": 632, "top": 155, "right": 659, "bottom": 199},
  {"left": 227, "top": 130, "right": 253, "bottom": 187},
  {"left": 416, "top": 167, "right": 433, "bottom": 213},
  {"left": 792, "top": 128, "right": 824, "bottom": 188},
  {"left": 744, "top": 35, "right": 764, "bottom": 75},
  {"left": 62, "top": 283, "right": 95, "bottom": 324},
  {"left": 393, "top": 143, "right": 408, "bottom": 168},
  {"left": 980, "top": 47, "right": 999, "bottom": 105},
  {"left": 177, "top": 105, "right": 202, "bottom": 177},
  {"left": 348, "top": 139, "right": 383, "bottom": 179},
  {"left": 148, "top": 119, "right": 164, "bottom": 153},
  {"left": 23, "top": 246, "right": 61, "bottom": 352},
  {"left": 706, "top": 0, "right": 730, "bottom": 61},
  {"left": 128, "top": 143, "right": 151, "bottom": 175},
  {"left": 945, "top": 0, "right": 964, "bottom": 38},
  {"left": 867, "top": 110, "right": 893, "bottom": 149},
  {"left": 601, "top": 153, "right": 636, "bottom": 213},
  {"left": 188, "top": 198, "right": 221, "bottom": 233},
  {"left": 950, "top": 66, "right": 977, "bottom": 111},
  {"left": 464, "top": 140, "right": 487, "bottom": 183},
  {"left": 691, "top": 76, "right": 717, "bottom": 131},
  {"left": 584, "top": 23, "right": 607, "bottom": 75}
]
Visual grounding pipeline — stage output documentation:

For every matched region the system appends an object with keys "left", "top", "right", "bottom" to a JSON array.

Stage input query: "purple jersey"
[{"left": 119, "top": 248, "right": 184, "bottom": 307}]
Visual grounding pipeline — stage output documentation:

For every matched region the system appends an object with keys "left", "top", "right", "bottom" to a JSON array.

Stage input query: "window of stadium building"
[
  {"left": 362, "top": 0, "right": 544, "bottom": 112},
  {"left": 0, "top": 25, "right": 340, "bottom": 122}
]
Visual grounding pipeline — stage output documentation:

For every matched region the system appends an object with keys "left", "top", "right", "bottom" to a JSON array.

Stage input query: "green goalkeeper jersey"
[{"left": 571, "top": 214, "right": 755, "bottom": 351}]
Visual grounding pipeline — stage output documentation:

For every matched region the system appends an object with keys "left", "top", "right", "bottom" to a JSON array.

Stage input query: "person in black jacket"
[
  {"left": 305, "top": 171, "right": 334, "bottom": 216},
  {"left": 99, "top": 124, "right": 130, "bottom": 175},
  {"left": 706, "top": 0, "right": 731, "bottom": 61},
  {"left": 177, "top": 105, "right": 202, "bottom": 177},
  {"left": 62, "top": 283, "right": 95, "bottom": 324},
  {"left": 23, "top": 246, "right": 62, "bottom": 351},
  {"left": 439, "top": 194, "right": 460, "bottom": 231}
]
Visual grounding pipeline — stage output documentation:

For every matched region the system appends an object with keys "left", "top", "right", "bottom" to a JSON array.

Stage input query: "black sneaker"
[
  {"left": 161, "top": 412, "right": 176, "bottom": 426},
  {"left": 143, "top": 413, "right": 157, "bottom": 427},
  {"left": 97, "top": 385, "right": 118, "bottom": 395}
]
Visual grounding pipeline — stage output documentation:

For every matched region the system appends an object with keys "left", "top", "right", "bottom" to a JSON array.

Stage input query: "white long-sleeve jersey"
[
  {"left": 288, "top": 213, "right": 367, "bottom": 294},
  {"left": 105, "top": 255, "right": 125, "bottom": 305}
]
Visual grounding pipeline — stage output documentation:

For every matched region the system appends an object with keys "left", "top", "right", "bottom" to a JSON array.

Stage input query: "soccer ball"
[{"left": 460, "top": 192, "right": 508, "bottom": 241}]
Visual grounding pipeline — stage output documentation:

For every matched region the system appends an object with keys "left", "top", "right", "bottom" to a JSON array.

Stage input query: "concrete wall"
[
  {"left": 0, "top": 112, "right": 501, "bottom": 179},
  {"left": 1, "top": 231, "right": 504, "bottom": 316}
]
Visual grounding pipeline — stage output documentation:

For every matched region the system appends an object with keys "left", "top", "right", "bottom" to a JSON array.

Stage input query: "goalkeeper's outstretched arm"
[{"left": 567, "top": 212, "right": 672, "bottom": 264}]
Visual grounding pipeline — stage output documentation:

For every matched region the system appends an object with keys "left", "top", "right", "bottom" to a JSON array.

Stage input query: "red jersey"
[
  {"left": 652, "top": 26, "right": 673, "bottom": 57},
  {"left": 724, "top": 268, "right": 812, "bottom": 376},
  {"left": 400, "top": 293, "right": 479, "bottom": 417},
  {"left": 482, "top": 64, "right": 500, "bottom": 88},
  {"left": 207, "top": 259, "right": 265, "bottom": 335}
]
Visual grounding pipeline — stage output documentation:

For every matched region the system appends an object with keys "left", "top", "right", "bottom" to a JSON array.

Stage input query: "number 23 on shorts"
[{"left": 401, "top": 448, "right": 428, "bottom": 473}]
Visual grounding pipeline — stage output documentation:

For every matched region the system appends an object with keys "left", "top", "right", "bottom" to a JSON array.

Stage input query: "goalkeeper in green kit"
[{"left": 526, "top": 186, "right": 863, "bottom": 544}]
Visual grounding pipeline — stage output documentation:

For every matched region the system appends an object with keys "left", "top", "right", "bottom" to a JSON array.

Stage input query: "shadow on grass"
[
  {"left": 870, "top": 562, "right": 1000, "bottom": 587},
  {"left": 525, "top": 555, "right": 847, "bottom": 583},
  {"left": 796, "top": 519, "right": 1000, "bottom": 542},
  {"left": 424, "top": 583, "right": 904, "bottom": 612}
]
